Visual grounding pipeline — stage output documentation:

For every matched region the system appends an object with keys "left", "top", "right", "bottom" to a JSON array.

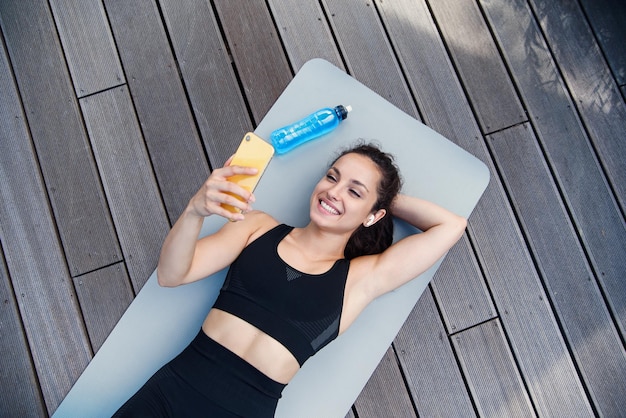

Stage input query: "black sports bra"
[{"left": 213, "top": 224, "right": 349, "bottom": 366}]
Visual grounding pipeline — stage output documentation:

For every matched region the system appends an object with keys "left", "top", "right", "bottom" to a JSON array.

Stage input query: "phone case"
[{"left": 222, "top": 132, "right": 275, "bottom": 213}]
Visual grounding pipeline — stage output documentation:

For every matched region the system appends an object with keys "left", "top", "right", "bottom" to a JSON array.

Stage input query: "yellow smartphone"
[{"left": 222, "top": 132, "right": 275, "bottom": 214}]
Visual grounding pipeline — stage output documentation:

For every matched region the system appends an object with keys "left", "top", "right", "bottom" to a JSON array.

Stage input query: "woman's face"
[{"left": 310, "top": 153, "right": 382, "bottom": 232}]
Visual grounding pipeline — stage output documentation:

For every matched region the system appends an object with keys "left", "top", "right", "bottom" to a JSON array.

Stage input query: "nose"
[{"left": 327, "top": 183, "right": 341, "bottom": 201}]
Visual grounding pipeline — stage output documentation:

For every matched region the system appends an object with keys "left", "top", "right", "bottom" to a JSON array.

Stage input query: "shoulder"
[
  {"left": 200, "top": 210, "right": 280, "bottom": 258},
  {"left": 237, "top": 210, "right": 281, "bottom": 245}
]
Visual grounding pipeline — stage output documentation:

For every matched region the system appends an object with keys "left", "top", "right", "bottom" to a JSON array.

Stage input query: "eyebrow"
[{"left": 330, "top": 166, "right": 370, "bottom": 192}]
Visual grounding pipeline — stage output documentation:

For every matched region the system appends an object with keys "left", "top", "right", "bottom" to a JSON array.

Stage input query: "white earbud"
[{"left": 365, "top": 215, "right": 375, "bottom": 227}]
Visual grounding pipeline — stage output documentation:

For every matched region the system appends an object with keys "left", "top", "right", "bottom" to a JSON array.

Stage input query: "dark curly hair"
[{"left": 331, "top": 142, "right": 402, "bottom": 259}]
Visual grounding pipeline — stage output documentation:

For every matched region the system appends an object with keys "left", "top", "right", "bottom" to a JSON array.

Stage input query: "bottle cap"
[{"left": 335, "top": 105, "right": 352, "bottom": 120}]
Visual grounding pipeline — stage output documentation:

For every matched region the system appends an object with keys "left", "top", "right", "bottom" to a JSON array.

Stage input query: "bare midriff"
[{"left": 201, "top": 308, "right": 300, "bottom": 384}]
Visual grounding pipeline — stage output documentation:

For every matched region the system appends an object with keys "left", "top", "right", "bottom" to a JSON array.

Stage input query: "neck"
[{"left": 291, "top": 223, "right": 351, "bottom": 261}]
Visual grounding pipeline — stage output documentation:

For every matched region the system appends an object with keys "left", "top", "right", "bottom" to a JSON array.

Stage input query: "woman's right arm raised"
[{"left": 157, "top": 163, "right": 261, "bottom": 287}]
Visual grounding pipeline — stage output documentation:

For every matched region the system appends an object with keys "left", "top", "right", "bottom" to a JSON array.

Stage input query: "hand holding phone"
[{"left": 221, "top": 132, "right": 274, "bottom": 214}]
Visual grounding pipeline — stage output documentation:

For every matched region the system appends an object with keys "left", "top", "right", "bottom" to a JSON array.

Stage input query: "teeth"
[{"left": 320, "top": 200, "right": 339, "bottom": 215}]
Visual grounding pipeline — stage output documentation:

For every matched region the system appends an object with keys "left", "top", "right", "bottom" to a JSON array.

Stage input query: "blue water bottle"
[{"left": 270, "top": 105, "right": 352, "bottom": 154}]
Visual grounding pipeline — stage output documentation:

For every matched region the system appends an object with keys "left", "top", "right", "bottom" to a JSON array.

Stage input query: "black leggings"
[{"left": 113, "top": 330, "right": 286, "bottom": 417}]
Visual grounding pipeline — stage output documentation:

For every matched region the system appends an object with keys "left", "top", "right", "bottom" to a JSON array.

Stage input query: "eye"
[
  {"left": 326, "top": 174, "right": 337, "bottom": 182},
  {"left": 349, "top": 189, "right": 362, "bottom": 198}
]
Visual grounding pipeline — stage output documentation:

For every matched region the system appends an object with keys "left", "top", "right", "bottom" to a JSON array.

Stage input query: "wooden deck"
[{"left": 1, "top": 0, "right": 625, "bottom": 416}]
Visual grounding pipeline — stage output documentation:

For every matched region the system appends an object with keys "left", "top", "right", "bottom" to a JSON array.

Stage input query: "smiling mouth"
[{"left": 319, "top": 199, "right": 340, "bottom": 215}]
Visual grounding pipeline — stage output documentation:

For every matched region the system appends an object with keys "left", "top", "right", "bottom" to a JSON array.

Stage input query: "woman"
[{"left": 114, "top": 143, "right": 466, "bottom": 417}]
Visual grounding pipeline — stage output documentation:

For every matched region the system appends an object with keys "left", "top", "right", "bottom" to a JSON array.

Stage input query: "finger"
[
  {"left": 223, "top": 154, "right": 235, "bottom": 167},
  {"left": 212, "top": 205, "right": 246, "bottom": 222},
  {"left": 203, "top": 182, "right": 252, "bottom": 209},
  {"left": 225, "top": 192, "right": 255, "bottom": 213},
  {"left": 207, "top": 179, "right": 252, "bottom": 202},
  {"left": 212, "top": 165, "right": 258, "bottom": 179},
  {"left": 226, "top": 165, "right": 259, "bottom": 176}
]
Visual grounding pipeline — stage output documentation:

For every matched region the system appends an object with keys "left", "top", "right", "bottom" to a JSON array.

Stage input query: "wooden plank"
[
  {"left": 375, "top": 1, "right": 593, "bottom": 415},
  {"left": 375, "top": 0, "right": 482, "bottom": 140},
  {"left": 393, "top": 289, "right": 476, "bottom": 417},
  {"left": 0, "top": 246, "right": 46, "bottom": 417},
  {"left": 353, "top": 347, "right": 417, "bottom": 417},
  {"left": 73, "top": 263, "right": 133, "bottom": 353},
  {"left": 49, "top": 0, "right": 124, "bottom": 97},
  {"left": 528, "top": 0, "right": 626, "bottom": 212},
  {"left": 322, "top": 0, "right": 418, "bottom": 117},
  {"left": 453, "top": 319, "right": 535, "bottom": 417},
  {"left": 481, "top": 0, "right": 626, "bottom": 346},
  {"left": 267, "top": 0, "right": 344, "bottom": 72},
  {"left": 579, "top": 0, "right": 626, "bottom": 85},
  {"left": 0, "top": 28, "right": 92, "bottom": 413},
  {"left": 104, "top": 0, "right": 210, "bottom": 223},
  {"left": 0, "top": 0, "right": 122, "bottom": 277},
  {"left": 213, "top": 0, "right": 293, "bottom": 123},
  {"left": 488, "top": 123, "right": 626, "bottom": 416},
  {"left": 431, "top": 235, "right": 496, "bottom": 332},
  {"left": 159, "top": 0, "right": 253, "bottom": 167},
  {"left": 80, "top": 86, "right": 170, "bottom": 292},
  {"left": 427, "top": 0, "right": 526, "bottom": 133},
  {"left": 0, "top": 36, "right": 45, "bottom": 417}
]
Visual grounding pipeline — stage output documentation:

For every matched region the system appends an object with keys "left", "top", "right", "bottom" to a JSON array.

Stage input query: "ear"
[{"left": 364, "top": 209, "right": 387, "bottom": 227}]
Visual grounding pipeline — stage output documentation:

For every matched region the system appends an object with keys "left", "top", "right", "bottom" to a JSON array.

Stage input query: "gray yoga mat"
[{"left": 53, "top": 59, "right": 489, "bottom": 418}]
